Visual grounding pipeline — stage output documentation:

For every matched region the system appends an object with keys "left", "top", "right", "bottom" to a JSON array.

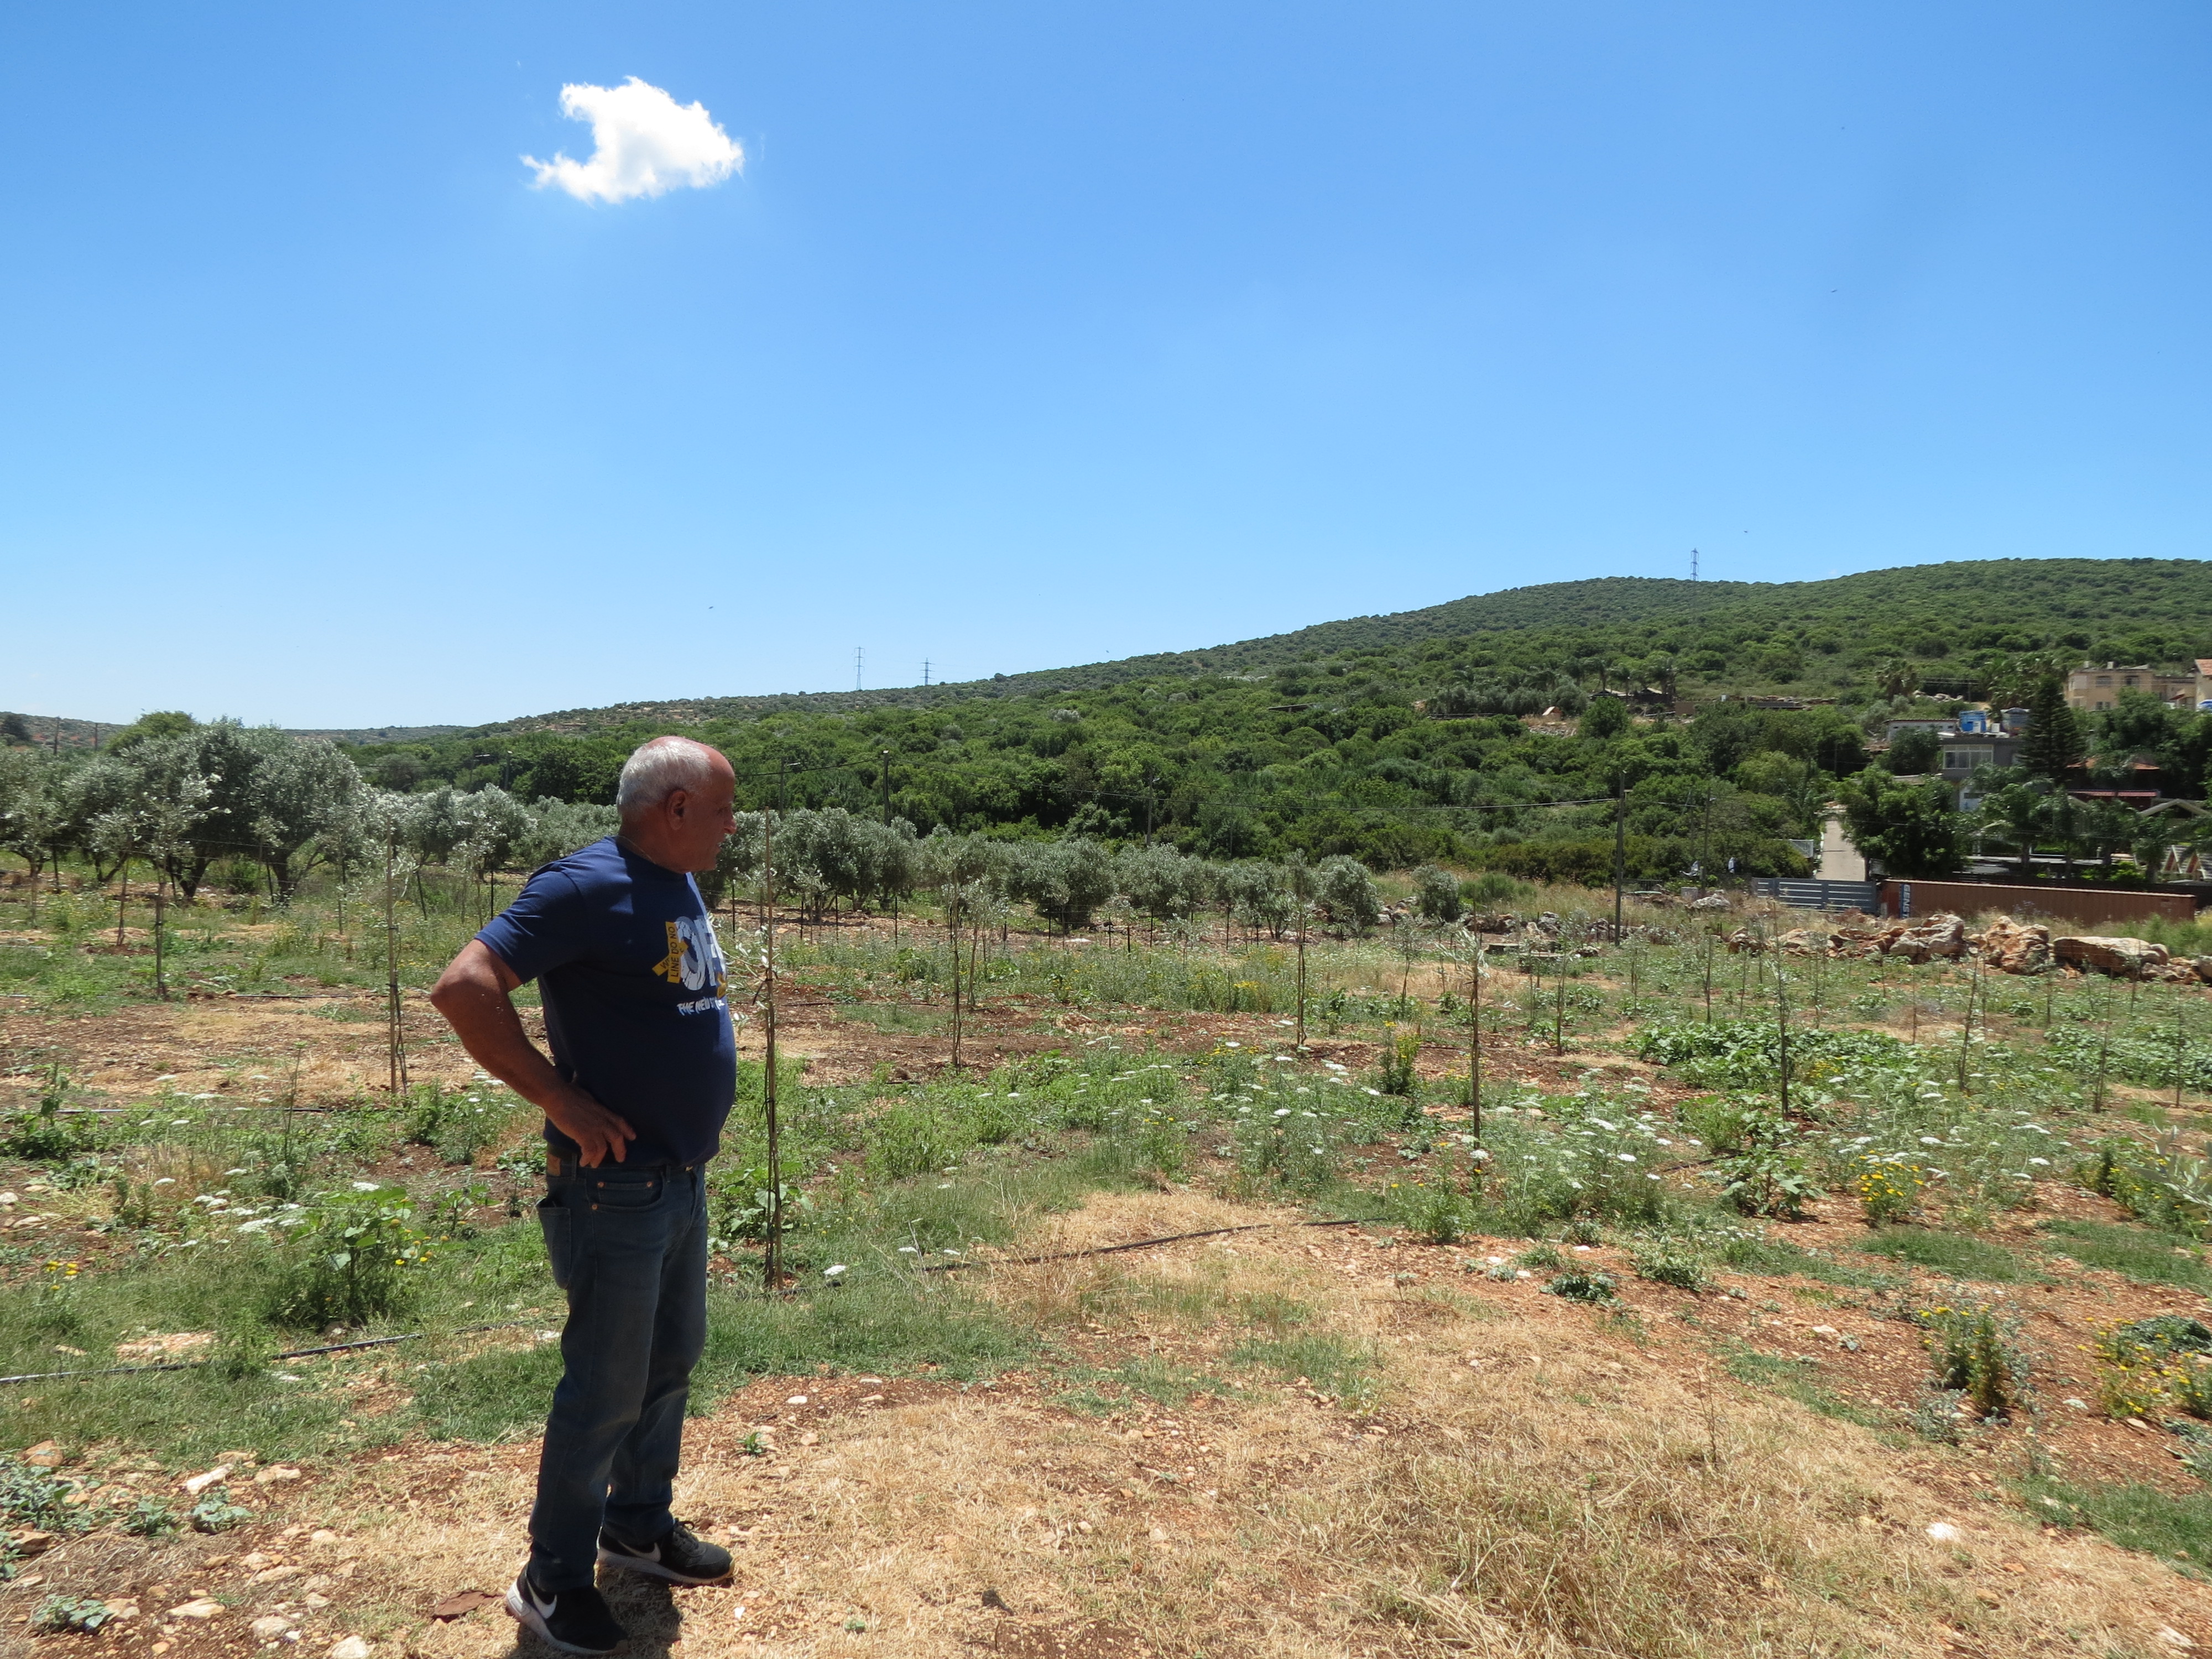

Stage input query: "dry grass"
[{"left": 17, "top": 1191, "right": 2212, "bottom": 1658}]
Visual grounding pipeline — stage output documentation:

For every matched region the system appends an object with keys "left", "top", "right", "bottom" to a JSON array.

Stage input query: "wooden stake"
[{"left": 761, "top": 802, "right": 782, "bottom": 1292}]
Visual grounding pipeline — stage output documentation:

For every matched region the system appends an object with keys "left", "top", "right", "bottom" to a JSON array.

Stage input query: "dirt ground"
[
  {"left": 12, "top": 1186, "right": 2212, "bottom": 1657},
  {"left": 15, "top": 943, "right": 2212, "bottom": 1654}
]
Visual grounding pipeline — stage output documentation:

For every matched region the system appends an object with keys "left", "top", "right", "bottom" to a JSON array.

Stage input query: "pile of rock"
[{"left": 1707, "top": 909, "right": 2210, "bottom": 981}]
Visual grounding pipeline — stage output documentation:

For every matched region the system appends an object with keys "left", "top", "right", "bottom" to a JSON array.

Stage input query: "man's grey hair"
[{"left": 616, "top": 736, "right": 725, "bottom": 818}]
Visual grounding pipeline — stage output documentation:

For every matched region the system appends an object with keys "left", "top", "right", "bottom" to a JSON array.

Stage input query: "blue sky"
[{"left": 3, "top": 2, "right": 2207, "bottom": 728}]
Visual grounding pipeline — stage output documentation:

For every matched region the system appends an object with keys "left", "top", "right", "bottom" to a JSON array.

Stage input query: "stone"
[
  {"left": 22, "top": 1441, "right": 63, "bottom": 1468},
  {"left": 1724, "top": 928, "right": 1764, "bottom": 954},
  {"left": 1973, "top": 917, "right": 2052, "bottom": 975},
  {"left": 168, "top": 1599, "right": 224, "bottom": 1620},
  {"left": 116, "top": 1332, "right": 215, "bottom": 1361},
  {"left": 328, "top": 1637, "right": 373, "bottom": 1659},
  {"left": 1925, "top": 1522, "right": 1963, "bottom": 1543},
  {"left": 181, "top": 1465, "right": 232, "bottom": 1496},
  {"left": 11, "top": 1530, "right": 54, "bottom": 1556},
  {"left": 1777, "top": 927, "right": 1838, "bottom": 955},
  {"left": 252, "top": 1616, "right": 292, "bottom": 1639},
  {"left": 1689, "top": 893, "right": 1730, "bottom": 911},
  {"left": 2054, "top": 935, "right": 2170, "bottom": 979},
  {"left": 1889, "top": 914, "right": 1966, "bottom": 962},
  {"left": 253, "top": 1465, "right": 302, "bottom": 1486}
]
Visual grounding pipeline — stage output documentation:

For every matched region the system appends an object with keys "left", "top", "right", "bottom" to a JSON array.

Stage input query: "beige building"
[{"left": 2065, "top": 660, "right": 2212, "bottom": 713}]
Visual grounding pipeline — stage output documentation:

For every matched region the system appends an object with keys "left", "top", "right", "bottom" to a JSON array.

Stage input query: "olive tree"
[{"left": 1315, "top": 854, "right": 1381, "bottom": 935}]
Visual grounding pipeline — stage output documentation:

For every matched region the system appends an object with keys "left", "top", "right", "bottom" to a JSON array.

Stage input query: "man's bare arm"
[{"left": 428, "top": 941, "right": 637, "bottom": 1167}]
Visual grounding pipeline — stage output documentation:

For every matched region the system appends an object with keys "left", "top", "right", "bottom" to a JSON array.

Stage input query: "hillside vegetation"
[{"left": 318, "top": 558, "right": 2212, "bottom": 873}]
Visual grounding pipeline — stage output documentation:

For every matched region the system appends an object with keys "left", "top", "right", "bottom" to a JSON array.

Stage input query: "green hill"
[{"left": 325, "top": 557, "right": 2212, "bottom": 873}]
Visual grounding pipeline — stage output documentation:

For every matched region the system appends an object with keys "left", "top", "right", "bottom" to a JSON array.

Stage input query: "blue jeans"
[{"left": 528, "top": 1161, "right": 709, "bottom": 1591}]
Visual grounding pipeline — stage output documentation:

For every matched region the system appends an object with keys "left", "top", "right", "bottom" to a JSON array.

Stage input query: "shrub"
[
  {"left": 1916, "top": 1292, "right": 2031, "bottom": 1418},
  {"left": 1411, "top": 864, "right": 1464, "bottom": 924},
  {"left": 2081, "top": 1136, "right": 2212, "bottom": 1239},
  {"left": 1718, "top": 1145, "right": 1821, "bottom": 1219}
]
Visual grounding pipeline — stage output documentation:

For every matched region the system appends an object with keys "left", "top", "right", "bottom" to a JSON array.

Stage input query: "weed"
[
  {"left": 1630, "top": 1240, "right": 1713, "bottom": 1293},
  {"left": 1231, "top": 1332, "right": 1376, "bottom": 1405},
  {"left": 1914, "top": 1291, "right": 2030, "bottom": 1418},
  {"left": 2080, "top": 1134, "right": 2212, "bottom": 1238},
  {"left": 121, "top": 1496, "right": 178, "bottom": 1536},
  {"left": 1543, "top": 1269, "right": 1619, "bottom": 1304},
  {"left": 264, "top": 1184, "right": 429, "bottom": 1329},
  {"left": 32, "top": 1596, "right": 116, "bottom": 1634},
  {"left": 1515, "top": 1243, "right": 1563, "bottom": 1270},
  {"left": 189, "top": 1493, "right": 254, "bottom": 1532},
  {"left": 2092, "top": 1316, "right": 2212, "bottom": 1421},
  {"left": 1375, "top": 1024, "right": 1421, "bottom": 1096},
  {"left": 1852, "top": 1154, "right": 1930, "bottom": 1225}
]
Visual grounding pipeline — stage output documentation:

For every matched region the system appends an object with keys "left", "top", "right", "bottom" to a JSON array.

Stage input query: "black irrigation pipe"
[
  {"left": 0, "top": 1319, "right": 540, "bottom": 1388},
  {"left": 918, "top": 1216, "right": 1367, "bottom": 1274}
]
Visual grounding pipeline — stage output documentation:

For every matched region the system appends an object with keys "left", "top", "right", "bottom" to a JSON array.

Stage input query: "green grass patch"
[
  {"left": 1718, "top": 1235, "right": 1898, "bottom": 1290},
  {"left": 1723, "top": 1343, "right": 1891, "bottom": 1431},
  {"left": 1051, "top": 1357, "right": 1216, "bottom": 1414},
  {"left": 2042, "top": 1220, "right": 2212, "bottom": 1291},
  {"left": 1230, "top": 1332, "right": 1377, "bottom": 1405},
  {"left": 2023, "top": 1477, "right": 2212, "bottom": 1571},
  {"left": 1855, "top": 1227, "right": 2038, "bottom": 1283}
]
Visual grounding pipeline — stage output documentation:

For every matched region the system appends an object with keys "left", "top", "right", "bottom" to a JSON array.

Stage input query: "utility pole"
[
  {"left": 1691, "top": 547, "right": 1699, "bottom": 584},
  {"left": 855, "top": 646, "right": 863, "bottom": 692},
  {"left": 922, "top": 659, "right": 932, "bottom": 687},
  {"left": 879, "top": 750, "right": 892, "bottom": 826},
  {"left": 1144, "top": 776, "right": 1159, "bottom": 848}
]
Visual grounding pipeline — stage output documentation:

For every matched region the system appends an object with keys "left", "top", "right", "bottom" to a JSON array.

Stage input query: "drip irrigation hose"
[
  {"left": 918, "top": 1215, "right": 1366, "bottom": 1273},
  {"left": 0, "top": 1319, "right": 540, "bottom": 1387}
]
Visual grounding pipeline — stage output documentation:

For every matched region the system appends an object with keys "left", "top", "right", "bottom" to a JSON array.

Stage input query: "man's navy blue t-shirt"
[{"left": 476, "top": 837, "right": 735, "bottom": 1168}]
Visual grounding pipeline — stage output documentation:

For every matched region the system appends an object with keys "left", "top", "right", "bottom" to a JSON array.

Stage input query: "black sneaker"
[
  {"left": 504, "top": 1570, "right": 627, "bottom": 1655},
  {"left": 596, "top": 1520, "right": 733, "bottom": 1585}
]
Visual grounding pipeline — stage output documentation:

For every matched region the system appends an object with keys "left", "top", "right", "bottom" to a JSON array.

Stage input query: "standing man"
[{"left": 431, "top": 735, "right": 740, "bottom": 1655}]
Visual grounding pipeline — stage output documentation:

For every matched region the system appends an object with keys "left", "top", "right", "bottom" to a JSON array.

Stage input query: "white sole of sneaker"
[
  {"left": 594, "top": 1546, "right": 731, "bottom": 1587},
  {"left": 504, "top": 1582, "right": 619, "bottom": 1656}
]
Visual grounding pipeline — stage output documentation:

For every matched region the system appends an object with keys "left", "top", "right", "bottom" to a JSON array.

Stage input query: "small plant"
[
  {"left": 1375, "top": 1025, "right": 1421, "bottom": 1097},
  {"left": 1630, "top": 1240, "right": 1712, "bottom": 1293},
  {"left": 740, "top": 1430, "right": 768, "bottom": 1457},
  {"left": 189, "top": 1493, "right": 253, "bottom": 1532},
  {"left": 122, "top": 1496, "right": 177, "bottom": 1537},
  {"left": 1, "top": 1066, "right": 95, "bottom": 1163},
  {"left": 1916, "top": 1292, "right": 2031, "bottom": 1418},
  {"left": 264, "top": 1184, "right": 428, "bottom": 1329},
  {"left": 1391, "top": 1181, "right": 1471, "bottom": 1245},
  {"left": 1910, "top": 1389, "right": 1969, "bottom": 1444},
  {"left": 1543, "top": 1269, "right": 1619, "bottom": 1305},
  {"left": 1514, "top": 1243, "right": 1563, "bottom": 1271},
  {"left": 32, "top": 1595, "right": 115, "bottom": 1635},
  {"left": 1560, "top": 1216, "right": 1603, "bottom": 1246},
  {"left": 1854, "top": 1154, "right": 1928, "bottom": 1226},
  {"left": 2093, "top": 1316, "right": 2212, "bottom": 1421},
  {"left": 0, "top": 1454, "right": 92, "bottom": 1538}
]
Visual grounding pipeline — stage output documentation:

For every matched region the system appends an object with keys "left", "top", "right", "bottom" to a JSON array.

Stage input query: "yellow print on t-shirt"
[{"left": 653, "top": 916, "right": 727, "bottom": 997}]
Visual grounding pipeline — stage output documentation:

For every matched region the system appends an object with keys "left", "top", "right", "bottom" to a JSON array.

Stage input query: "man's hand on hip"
[
  {"left": 430, "top": 940, "right": 636, "bottom": 1167},
  {"left": 542, "top": 1084, "right": 637, "bottom": 1168}
]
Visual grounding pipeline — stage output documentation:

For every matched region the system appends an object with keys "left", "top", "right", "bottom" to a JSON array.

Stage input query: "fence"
[
  {"left": 1879, "top": 879, "right": 2198, "bottom": 928},
  {"left": 1748, "top": 878, "right": 1881, "bottom": 913}
]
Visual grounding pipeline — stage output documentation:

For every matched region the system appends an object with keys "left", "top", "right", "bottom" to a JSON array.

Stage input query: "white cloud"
[{"left": 523, "top": 77, "right": 742, "bottom": 204}]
